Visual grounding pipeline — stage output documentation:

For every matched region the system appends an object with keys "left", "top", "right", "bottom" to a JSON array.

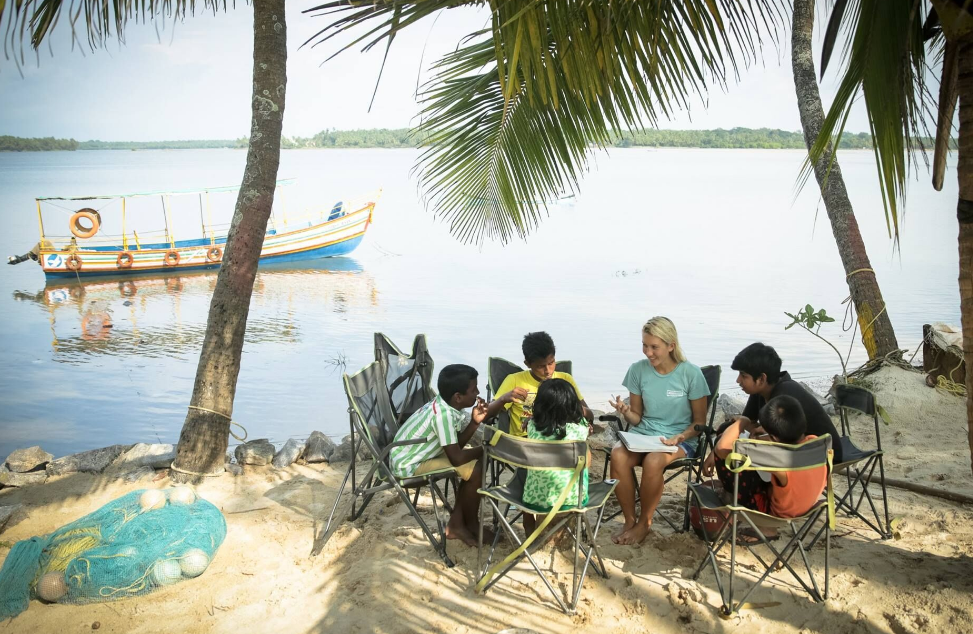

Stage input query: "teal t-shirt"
[{"left": 621, "top": 360, "right": 710, "bottom": 439}]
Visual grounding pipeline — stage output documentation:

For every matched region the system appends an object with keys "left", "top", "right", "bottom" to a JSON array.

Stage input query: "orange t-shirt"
[{"left": 769, "top": 435, "right": 827, "bottom": 518}]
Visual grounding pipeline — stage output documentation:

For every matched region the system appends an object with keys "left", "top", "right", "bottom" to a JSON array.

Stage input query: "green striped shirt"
[{"left": 389, "top": 395, "right": 465, "bottom": 478}]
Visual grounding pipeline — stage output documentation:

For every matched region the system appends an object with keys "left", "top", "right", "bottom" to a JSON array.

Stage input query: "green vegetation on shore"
[{"left": 1, "top": 128, "right": 951, "bottom": 152}]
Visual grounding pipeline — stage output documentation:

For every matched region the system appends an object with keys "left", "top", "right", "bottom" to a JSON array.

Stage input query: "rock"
[
  {"left": 109, "top": 443, "right": 176, "bottom": 471},
  {"left": 0, "top": 503, "right": 23, "bottom": 533},
  {"left": 716, "top": 393, "right": 746, "bottom": 418},
  {"left": 46, "top": 444, "right": 132, "bottom": 476},
  {"left": 330, "top": 438, "right": 354, "bottom": 463},
  {"left": 303, "top": 431, "right": 337, "bottom": 463},
  {"left": 234, "top": 439, "right": 275, "bottom": 466},
  {"left": 114, "top": 466, "right": 155, "bottom": 483},
  {"left": 272, "top": 438, "right": 304, "bottom": 469},
  {"left": 0, "top": 470, "right": 47, "bottom": 487},
  {"left": 224, "top": 463, "right": 243, "bottom": 476},
  {"left": 5, "top": 446, "right": 53, "bottom": 473},
  {"left": 588, "top": 425, "right": 619, "bottom": 452}
]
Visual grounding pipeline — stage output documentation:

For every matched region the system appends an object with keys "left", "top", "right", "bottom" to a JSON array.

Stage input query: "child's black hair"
[
  {"left": 731, "top": 342, "right": 783, "bottom": 384},
  {"left": 759, "top": 395, "right": 807, "bottom": 444},
  {"left": 437, "top": 364, "right": 478, "bottom": 403},
  {"left": 531, "top": 378, "right": 582, "bottom": 440},
  {"left": 522, "top": 331, "right": 555, "bottom": 364}
]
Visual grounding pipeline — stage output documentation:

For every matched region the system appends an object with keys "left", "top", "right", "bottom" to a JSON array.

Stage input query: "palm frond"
[
  {"left": 804, "top": 0, "right": 937, "bottom": 242},
  {"left": 1, "top": 1, "right": 230, "bottom": 64},
  {"left": 310, "top": 0, "right": 788, "bottom": 244}
]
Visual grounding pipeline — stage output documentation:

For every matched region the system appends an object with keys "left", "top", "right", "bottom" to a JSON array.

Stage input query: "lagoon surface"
[{"left": 0, "top": 148, "right": 961, "bottom": 458}]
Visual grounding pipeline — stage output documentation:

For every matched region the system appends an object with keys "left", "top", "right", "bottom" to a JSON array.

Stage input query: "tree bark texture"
[
  {"left": 172, "top": 0, "right": 287, "bottom": 482},
  {"left": 791, "top": 0, "right": 900, "bottom": 360},
  {"left": 956, "top": 38, "right": 973, "bottom": 476}
]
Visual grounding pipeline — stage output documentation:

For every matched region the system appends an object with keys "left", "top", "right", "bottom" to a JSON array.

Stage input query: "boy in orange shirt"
[{"left": 702, "top": 394, "right": 826, "bottom": 542}]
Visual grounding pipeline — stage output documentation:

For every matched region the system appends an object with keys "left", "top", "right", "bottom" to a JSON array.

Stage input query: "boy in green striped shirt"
[{"left": 389, "top": 364, "right": 488, "bottom": 547}]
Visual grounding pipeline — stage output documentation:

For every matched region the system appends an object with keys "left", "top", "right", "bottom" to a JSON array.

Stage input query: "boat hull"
[{"left": 40, "top": 203, "right": 372, "bottom": 279}]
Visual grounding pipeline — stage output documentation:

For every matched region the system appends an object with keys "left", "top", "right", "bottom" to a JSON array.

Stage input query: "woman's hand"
[
  {"left": 610, "top": 394, "right": 630, "bottom": 416},
  {"left": 661, "top": 433, "right": 686, "bottom": 447}
]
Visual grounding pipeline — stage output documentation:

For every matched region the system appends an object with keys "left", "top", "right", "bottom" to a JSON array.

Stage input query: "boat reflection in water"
[{"left": 12, "top": 257, "right": 378, "bottom": 361}]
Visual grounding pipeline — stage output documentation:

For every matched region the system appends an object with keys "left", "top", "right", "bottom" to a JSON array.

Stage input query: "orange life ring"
[
  {"left": 81, "top": 312, "right": 112, "bottom": 341},
  {"left": 116, "top": 251, "right": 134, "bottom": 269},
  {"left": 69, "top": 209, "right": 101, "bottom": 239},
  {"left": 65, "top": 254, "right": 83, "bottom": 271},
  {"left": 164, "top": 250, "right": 180, "bottom": 266},
  {"left": 206, "top": 246, "right": 223, "bottom": 263}
]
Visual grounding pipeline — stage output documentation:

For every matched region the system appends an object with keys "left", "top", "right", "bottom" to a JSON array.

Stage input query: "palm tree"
[
  {"left": 1, "top": 0, "right": 288, "bottom": 482},
  {"left": 806, "top": 0, "right": 972, "bottom": 473},
  {"left": 791, "top": 0, "right": 899, "bottom": 360}
]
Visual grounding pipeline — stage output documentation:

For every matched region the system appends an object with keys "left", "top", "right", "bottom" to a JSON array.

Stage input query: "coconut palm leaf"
[
  {"left": 803, "top": 0, "right": 942, "bottom": 241},
  {"left": 308, "top": 0, "right": 788, "bottom": 244}
]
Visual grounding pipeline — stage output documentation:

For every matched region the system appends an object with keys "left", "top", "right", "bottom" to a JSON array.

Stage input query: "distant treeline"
[{"left": 1, "top": 128, "right": 953, "bottom": 152}]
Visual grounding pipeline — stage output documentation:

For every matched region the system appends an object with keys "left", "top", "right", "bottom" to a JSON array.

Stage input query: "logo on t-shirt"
[{"left": 666, "top": 390, "right": 685, "bottom": 398}]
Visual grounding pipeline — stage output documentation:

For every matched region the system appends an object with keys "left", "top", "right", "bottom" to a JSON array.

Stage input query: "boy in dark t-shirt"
[{"left": 709, "top": 343, "right": 843, "bottom": 464}]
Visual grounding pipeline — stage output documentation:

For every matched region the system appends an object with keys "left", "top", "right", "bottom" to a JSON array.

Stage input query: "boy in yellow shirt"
[
  {"left": 485, "top": 331, "right": 594, "bottom": 534},
  {"left": 486, "top": 331, "right": 593, "bottom": 434}
]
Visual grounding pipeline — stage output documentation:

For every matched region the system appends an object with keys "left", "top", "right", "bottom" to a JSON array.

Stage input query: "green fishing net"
[{"left": 0, "top": 488, "right": 226, "bottom": 619}]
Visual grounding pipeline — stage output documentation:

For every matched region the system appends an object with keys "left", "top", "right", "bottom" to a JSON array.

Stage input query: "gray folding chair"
[
  {"left": 829, "top": 384, "right": 892, "bottom": 539},
  {"left": 475, "top": 427, "right": 617, "bottom": 614},
  {"left": 601, "top": 364, "right": 721, "bottom": 531},
  {"left": 689, "top": 434, "right": 835, "bottom": 616}
]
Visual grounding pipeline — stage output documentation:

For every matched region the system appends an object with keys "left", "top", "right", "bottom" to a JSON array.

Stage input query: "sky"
[{"left": 0, "top": 3, "right": 927, "bottom": 141}]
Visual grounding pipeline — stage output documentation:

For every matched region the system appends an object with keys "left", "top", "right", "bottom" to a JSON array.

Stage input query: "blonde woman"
[{"left": 609, "top": 316, "right": 710, "bottom": 545}]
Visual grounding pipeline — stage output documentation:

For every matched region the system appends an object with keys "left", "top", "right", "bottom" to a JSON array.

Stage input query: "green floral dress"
[{"left": 522, "top": 421, "right": 590, "bottom": 510}]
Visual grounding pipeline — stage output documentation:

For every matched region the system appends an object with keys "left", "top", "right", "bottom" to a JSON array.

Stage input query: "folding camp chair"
[
  {"left": 475, "top": 427, "right": 618, "bottom": 614},
  {"left": 827, "top": 384, "right": 891, "bottom": 539},
  {"left": 689, "top": 435, "right": 835, "bottom": 616},
  {"left": 321, "top": 335, "right": 456, "bottom": 565},
  {"left": 601, "top": 364, "right": 722, "bottom": 531}
]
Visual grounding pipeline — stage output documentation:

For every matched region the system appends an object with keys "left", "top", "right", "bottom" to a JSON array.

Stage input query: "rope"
[{"left": 187, "top": 405, "right": 248, "bottom": 441}]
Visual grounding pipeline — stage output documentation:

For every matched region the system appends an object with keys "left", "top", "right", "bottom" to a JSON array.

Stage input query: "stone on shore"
[
  {"left": 272, "top": 439, "right": 304, "bottom": 469},
  {"left": 114, "top": 466, "right": 155, "bottom": 483},
  {"left": 0, "top": 469, "right": 47, "bottom": 487},
  {"left": 5, "top": 446, "right": 53, "bottom": 473},
  {"left": 46, "top": 444, "right": 132, "bottom": 476},
  {"left": 716, "top": 393, "right": 746, "bottom": 419},
  {"left": 303, "top": 431, "right": 336, "bottom": 463},
  {"left": 109, "top": 443, "right": 176, "bottom": 471},
  {"left": 234, "top": 439, "right": 276, "bottom": 466},
  {"left": 799, "top": 381, "right": 836, "bottom": 415},
  {"left": 224, "top": 463, "right": 243, "bottom": 476}
]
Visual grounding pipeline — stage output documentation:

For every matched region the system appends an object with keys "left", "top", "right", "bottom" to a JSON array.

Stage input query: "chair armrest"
[
  {"left": 376, "top": 437, "right": 427, "bottom": 460},
  {"left": 598, "top": 414, "right": 629, "bottom": 432}
]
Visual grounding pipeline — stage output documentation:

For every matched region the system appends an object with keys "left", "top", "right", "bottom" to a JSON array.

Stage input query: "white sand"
[{"left": 1, "top": 365, "right": 971, "bottom": 634}]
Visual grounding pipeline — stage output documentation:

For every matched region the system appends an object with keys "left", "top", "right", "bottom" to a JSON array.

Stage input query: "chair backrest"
[
  {"left": 691, "top": 365, "right": 722, "bottom": 455},
  {"left": 834, "top": 384, "right": 882, "bottom": 444},
  {"left": 374, "top": 333, "right": 435, "bottom": 425},
  {"left": 343, "top": 360, "right": 398, "bottom": 451},
  {"left": 482, "top": 428, "right": 587, "bottom": 471},
  {"left": 732, "top": 434, "right": 833, "bottom": 473}
]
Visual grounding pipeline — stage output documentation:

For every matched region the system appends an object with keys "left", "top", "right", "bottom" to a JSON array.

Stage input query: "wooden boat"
[{"left": 8, "top": 179, "right": 379, "bottom": 279}]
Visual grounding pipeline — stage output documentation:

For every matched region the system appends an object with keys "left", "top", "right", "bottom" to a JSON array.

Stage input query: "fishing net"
[{"left": 0, "top": 488, "right": 226, "bottom": 619}]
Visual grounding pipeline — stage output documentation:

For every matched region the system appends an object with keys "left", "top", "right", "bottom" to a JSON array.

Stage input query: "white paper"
[{"left": 617, "top": 431, "right": 679, "bottom": 453}]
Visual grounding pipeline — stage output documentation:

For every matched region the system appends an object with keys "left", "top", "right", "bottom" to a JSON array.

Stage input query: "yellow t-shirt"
[{"left": 494, "top": 370, "right": 584, "bottom": 437}]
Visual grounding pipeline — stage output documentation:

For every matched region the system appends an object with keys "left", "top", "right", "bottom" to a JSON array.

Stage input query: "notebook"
[{"left": 617, "top": 431, "right": 679, "bottom": 453}]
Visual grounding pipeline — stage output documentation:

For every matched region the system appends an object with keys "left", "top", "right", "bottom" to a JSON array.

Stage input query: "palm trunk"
[
  {"left": 171, "top": 0, "right": 287, "bottom": 482},
  {"left": 791, "top": 0, "right": 900, "bottom": 360},
  {"left": 956, "top": 39, "right": 973, "bottom": 476}
]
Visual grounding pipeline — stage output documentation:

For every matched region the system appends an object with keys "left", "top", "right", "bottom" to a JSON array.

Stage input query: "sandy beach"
[{"left": 1, "top": 365, "right": 971, "bottom": 634}]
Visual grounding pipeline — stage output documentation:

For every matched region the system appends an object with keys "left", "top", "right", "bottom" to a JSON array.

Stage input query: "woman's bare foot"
[
  {"left": 612, "top": 521, "right": 636, "bottom": 544},
  {"left": 445, "top": 523, "right": 478, "bottom": 547},
  {"left": 615, "top": 523, "right": 651, "bottom": 545}
]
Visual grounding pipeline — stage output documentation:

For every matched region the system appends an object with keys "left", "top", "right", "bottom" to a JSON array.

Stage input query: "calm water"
[{"left": 0, "top": 148, "right": 960, "bottom": 458}]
